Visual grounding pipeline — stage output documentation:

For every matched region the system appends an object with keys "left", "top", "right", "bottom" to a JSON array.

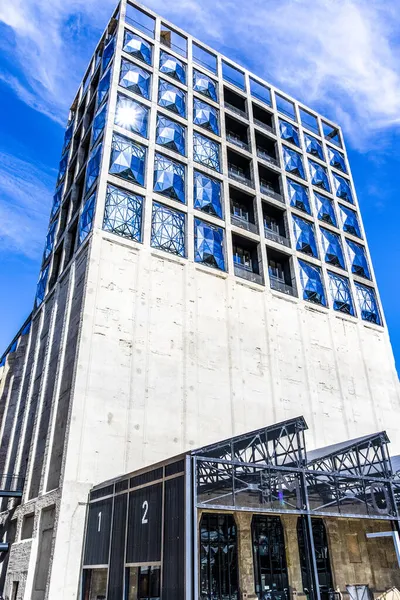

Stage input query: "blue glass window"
[
  {"left": 193, "top": 69, "right": 217, "bottom": 102},
  {"left": 300, "top": 109, "right": 319, "bottom": 135},
  {"left": 287, "top": 179, "right": 311, "bottom": 214},
  {"left": 354, "top": 282, "right": 381, "bottom": 325},
  {"left": 338, "top": 204, "right": 361, "bottom": 238},
  {"left": 276, "top": 94, "right": 296, "bottom": 120},
  {"left": 193, "top": 132, "right": 220, "bottom": 172},
  {"left": 158, "top": 79, "right": 186, "bottom": 117},
  {"left": 156, "top": 115, "right": 186, "bottom": 156},
  {"left": 85, "top": 143, "right": 102, "bottom": 193},
  {"left": 320, "top": 228, "right": 345, "bottom": 268},
  {"left": 194, "top": 218, "right": 225, "bottom": 270},
  {"left": 282, "top": 146, "right": 305, "bottom": 179},
  {"left": 309, "top": 160, "right": 330, "bottom": 191},
  {"left": 193, "top": 171, "right": 222, "bottom": 218},
  {"left": 57, "top": 152, "right": 69, "bottom": 184},
  {"left": 102, "top": 37, "right": 115, "bottom": 72},
  {"left": 35, "top": 265, "right": 49, "bottom": 307},
  {"left": 109, "top": 133, "right": 146, "bottom": 186},
  {"left": 314, "top": 192, "right": 336, "bottom": 226},
  {"left": 125, "top": 4, "right": 155, "bottom": 37},
  {"left": 92, "top": 104, "right": 107, "bottom": 146},
  {"left": 63, "top": 122, "right": 74, "bottom": 152},
  {"left": 44, "top": 220, "right": 58, "bottom": 260},
  {"left": 159, "top": 50, "right": 186, "bottom": 84},
  {"left": 292, "top": 215, "right": 318, "bottom": 257},
  {"left": 323, "top": 122, "right": 342, "bottom": 147},
  {"left": 304, "top": 134, "right": 324, "bottom": 160},
  {"left": 97, "top": 68, "right": 111, "bottom": 107},
  {"left": 119, "top": 59, "right": 151, "bottom": 99},
  {"left": 151, "top": 202, "right": 185, "bottom": 256},
  {"left": 327, "top": 272, "right": 355, "bottom": 315},
  {"left": 153, "top": 153, "right": 185, "bottom": 203},
  {"left": 250, "top": 79, "right": 271, "bottom": 106},
  {"left": 78, "top": 192, "right": 96, "bottom": 245},
  {"left": 103, "top": 185, "right": 143, "bottom": 242},
  {"left": 333, "top": 173, "right": 353, "bottom": 203},
  {"left": 346, "top": 240, "right": 370, "bottom": 279},
  {"left": 115, "top": 94, "right": 148, "bottom": 138},
  {"left": 123, "top": 30, "right": 152, "bottom": 65},
  {"left": 193, "top": 98, "right": 219, "bottom": 135},
  {"left": 21, "top": 321, "right": 31, "bottom": 336},
  {"left": 298, "top": 260, "right": 326, "bottom": 306},
  {"left": 279, "top": 120, "right": 300, "bottom": 147},
  {"left": 51, "top": 184, "right": 63, "bottom": 220},
  {"left": 328, "top": 147, "right": 347, "bottom": 173}
]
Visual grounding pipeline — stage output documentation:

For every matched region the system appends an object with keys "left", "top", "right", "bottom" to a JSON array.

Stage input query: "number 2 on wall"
[{"left": 142, "top": 500, "right": 149, "bottom": 524}]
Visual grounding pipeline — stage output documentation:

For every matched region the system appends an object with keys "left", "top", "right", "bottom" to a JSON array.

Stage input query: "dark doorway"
[
  {"left": 297, "top": 517, "right": 333, "bottom": 600},
  {"left": 252, "top": 515, "right": 289, "bottom": 600}
]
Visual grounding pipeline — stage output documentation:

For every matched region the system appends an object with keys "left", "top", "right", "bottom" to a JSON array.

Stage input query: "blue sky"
[{"left": 0, "top": 0, "right": 399, "bottom": 372}]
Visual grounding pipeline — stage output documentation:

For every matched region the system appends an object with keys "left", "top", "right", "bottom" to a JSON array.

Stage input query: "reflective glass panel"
[
  {"left": 123, "top": 30, "right": 152, "bottom": 65},
  {"left": 333, "top": 174, "right": 353, "bottom": 203},
  {"left": 193, "top": 43, "right": 217, "bottom": 73},
  {"left": 156, "top": 115, "right": 186, "bottom": 156},
  {"left": 193, "top": 171, "right": 222, "bottom": 218},
  {"left": 125, "top": 4, "right": 155, "bottom": 37},
  {"left": 309, "top": 160, "right": 330, "bottom": 191},
  {"left": 160, "top": 23, "right": 187, "bottom": 57},
  {"left": 194, "top": 218, "right": 225, "bottom": 270},
  {"left": 327, "top": 272, "right": 355, "bottom": 315},
  {"left": 287, "top": 179, "right": 311, "bottom": 214},
  {"left": 109, "top": 133, "right": 146, "bottom": 186},
  {"left": 298, "top": 259, "right": 326, "bottom": 306},
  {"left": 119, "top": 59, "right": 151, "bottom": 99},
  {"left": 292, "top": 215, "right": 318, "bottom": 257},
  {"left": 354, "top": 282, "right": 381, "bottom": 325},
  {"left": 153, "top": 153, "right": 185, "bottom": 203},
  {"left": 193, "top": 98, "right": 219, "bottom": 135},
  {"left": 222, "top": 61, "right": 245, "bottom": 90},
  {"left": 151, "top": 202, "right": 185, "bottom": 256},
  {"left": 158, "top": 79, "right": 186, "bottom": 117},
  {"left": 279, "top": 120, "right": 300, "bottom": 147},
  {"left": 97, "top": 67, "right": 112, "bottom": 107},
  {"left": 78, "top": 192, "right": 96, "bottom": 245},
  {"left": 320, "top": 227, "right": 345, "bottom": 268},
  {"left": 193, "top": 69, "right": 218, "bottom": 102},
  {"left": 193, "top": 132, "right": 221, "bottom": 172},
  {"left": 103, "top": 184, "right": 143, "bottom": 242},
  {"left": 314, "top": 192, "right": 336, "bottom": 226},
  {"left": 328, "top": 146, "right": 347, "bottom": 173},
  {"left": 304, "top": 134, "right": 324, "bottom": 161},
  {"left": 85, "top": 143, "right": 102, "bottom": 193},
  {"left": 338, "top": 205, "right": 361, "bottom": 238},
  {"left": 346, "top": 240, "right": 370, "bottom": 279},
  {"left": 115, "top": 94, "right": 148, "bottom": 138},
  {"left": 282, "top": 147, "right": 305, "bottom": 179},
  {"left": 159, "top": 50, "right": 186, "bottom": 84}
]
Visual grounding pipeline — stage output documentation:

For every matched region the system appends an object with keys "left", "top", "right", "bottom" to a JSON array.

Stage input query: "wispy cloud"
[
  {"left": 0, "top": 150, "right": 54, "bottom": 258},
  {"left": 1, "top": 0, "right": 400, "bottom": 146}
]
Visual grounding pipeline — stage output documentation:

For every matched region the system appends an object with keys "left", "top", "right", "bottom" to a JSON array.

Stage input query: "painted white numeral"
[
  {"left": 142, "top": 500, "right": 149, "bottom": 524},
  {"left": 97, "top": 511, "right": 102, "bottom": 532}
]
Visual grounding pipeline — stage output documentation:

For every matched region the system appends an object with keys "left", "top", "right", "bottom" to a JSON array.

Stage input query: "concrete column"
[{"left": 236, "top": 512, "right": 257, "bottom": 600}]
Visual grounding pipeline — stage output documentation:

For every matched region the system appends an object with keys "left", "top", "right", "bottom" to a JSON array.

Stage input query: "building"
[{"left": 0, "top": 0, "right": 399, "bottom": 598}]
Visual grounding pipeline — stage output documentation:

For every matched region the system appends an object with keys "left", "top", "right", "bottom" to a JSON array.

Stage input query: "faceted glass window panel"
[
  {"left": 92, "top": 104, "right": 107, "bottom": 146},
  {"left": 63, "top": 122, "right": 74, "bottom": 152},
  {"left": 193, "top": 43, "right": 217, "bottom": 73},
  {"left": 314, "top": 192, "right": 336, "bottom": 226},
  {"left": 160, "top": 23, "right": 187, "bottom": 58},
  {"left": 250, "top": 78, "right": 271, "bottom": 106},
  {"left": 276, "top": 94, "right": 296, "bottom": 120},
  {"left": 78, "top": 192, "right": 96, "bottom": 245},
  {"left": 193, "top": 69, "right": 218, "bottom": 102},
  {"left": 338, "top": 204, "right": 361, "bottom": 238},
  {"left": 194, "top": 218, "right": 225, "bottom": 270},
  {"left": 327, "top": 272, "right": 355, "bottom": 315},
  {"left": 309, "top": 160, "right": 330, "bottom": 191},
  {"left": 51, "top": 184, "right": 64, "bottom": 220},
  {"left": 193, "top": 98, "right": 219, "bottom": 135},
  {"left": 292, "top": 215, "right": 318, "bottom": 257},
  {"left": 193, "top": 132, "right": 221, "bottom": 172},
  {"left": 102, "top": 37, "right": 115, "bottom": 72},
  {"left": 125, "top": 4, "right": 155, "bottom": 37},
  {"left": 193, "top": 170, "right": 222, "bottom": 218},
  {"left": 279, "top": 120, "right": 300, "bottom": 147},
  {"left": 328, "top": 146, "right": 347, "bottom": 173},
  {"left": 298, "top": 259, "right": 326, "bottom": 306},
  {"left": 85, "top": 143, "right": 102, "bottom": 193},
  {"left": 97, "top": 67, "right": 111, "bottom": 107},
  {"left": 222, "top": 61, "right": 245, "bottom": 90},
  {"left": 156, "top": 115, "right": 186, "bottom": 156},
  {"left": 304, "top": 134, "right": 324, "bottom": 160},
  {"left": 354, "top": 282, "right": 381, "bottom": 325},
  {"left": 282, "top": 146, "right": 305, "bottom": 179},
  {"left": 320, "top": 227, "right": 345, "bottom": 268},
  {"left": 346, "top": 240, "right": 370, "bottom": 279},
  {"left": 115, "top": 94, "right": 148, "bottom": 138},
  {"left": 287, "top": 179, "right": 311, "bottom": 214},
  {"left": 159, "top": 50, "right": 186, "bottom": 84},
  {"left": 158, "top": 79, "right": 186, "bottom": 117},
  {"left": 123, "top": 30, "right": 152, "bottom": 65},
  {"left": 43, "top": 220, "right": 58, "bottom": 260},
  {"left": 300, "top": 108, "right": 319, "bottom": 135},
  {"left": 153, "top": 153, "right": 185, "bottom": 203},
  {"left": 151, "top": 202, "right": 185, "bottom": 256},
  {"left": 35, "top": 265, "right": 50, "bottom": 307},
  {"left": 109, "top": 133, "right": 146, "bottom": 186},
  {"left": 119, "top": 59, "right": 151, "bottom": 99},
  {"left": 333, "top": 174, "right": 353, "bottom": 203},
  {"left": 103, "top": 184, "right": 143, "bottom": 242},
  {"left": 57, "top": 152, "right": 69, "bottom": 184},
  {"left": 323, "top": 122, "right": 342, "bottom": 147}
]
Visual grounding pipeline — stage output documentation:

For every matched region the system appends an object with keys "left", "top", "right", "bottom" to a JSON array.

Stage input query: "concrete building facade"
[{"left": 0, "top": 0, "right": 399, "bottom": 598}]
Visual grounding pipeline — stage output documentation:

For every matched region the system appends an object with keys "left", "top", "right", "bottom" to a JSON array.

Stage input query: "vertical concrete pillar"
[
  {"left": 281, "top": 514, "right": 305, "bottom": 597},
  {"left": 236, "top": 512, "right": 257, "bottom": 599}
]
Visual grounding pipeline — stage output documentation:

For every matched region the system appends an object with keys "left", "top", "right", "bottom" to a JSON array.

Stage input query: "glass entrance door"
[{"left": 252, "top": 515, "right": 289, "bottom": 600}]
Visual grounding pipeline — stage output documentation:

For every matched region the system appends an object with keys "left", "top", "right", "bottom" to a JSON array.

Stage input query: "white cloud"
[{"left": 0, "top": 151, "right": 54, "bottom": 258}]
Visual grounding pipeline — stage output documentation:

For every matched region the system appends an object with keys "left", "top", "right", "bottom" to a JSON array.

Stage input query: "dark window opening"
[
  {"left": 160, "top": 24, "right": 187, "bottom": 58},
  {"left": 72, "top": 124, "right": 83, "bottom": 158},
  {"left": 228, "top": 149, "right": 253, "bottom": 187},
  {"left": 256, "top": 132, "right": 278, "bottom": 167},
  {"left": 258, "top": 165, "right": 282, "bottom": 201},
  {"left": 200, "top": 513, "right": 238, "bottom": 600},
  {"left": 66, "top": 219, "right": 78, "bottom": 264},
  {"left": 59, "top": 197, "right": 71, "bottom": 237},
  {"left": 71, "top": 173, "right": 85, "bottom": 218},
  {"left": 82, "top": 568, "right": 108, "bottom": 600},
  {"left": 225, "top": 115, "right": 249, "bottom": 151},
  {"left": 224, "top": 87, "right": 247, "bottom": 118},
  {"left": 253, "top": 104, "right": 274, "bottom": 133},
  {"left": 232, "top": 234, "right": 263, "bottom": 284},
  {"left": 79, "top": 137, "right": 91, "bottom": 172},
  {"left": 267, "top": 248, "right": 296, "bottom": 296},
  {"left": 230, "top": 186, "right": 257, "bottom": 233},
  {"left": 125, "top": 565, "right": 161, "bottom": 600},
  {"left": 66, "top": 157, "right": 77, "bottom": 192},
  {"left": 89, "top": 68, "right": 100, "bottom": 97},
  {"left": 21, "top": 514, "right": 34, "bottom": 540},
  {"left": 297, "top": 517, "right": 333, "bottom": 600},
  {"left": 84, "top": 96, "right": 97, "bottom": 131},
  {"left": 252, "top": 515, "right": 289, "bottom": 600},
  {"left": 263, "top": 203, "right": 289, "bottom": 247},
  {"left": 77, "top": 98, "right": 86, "bottom": 124},
  {"left": 49, "top": 244, "right": 63, "bottom": 288}
]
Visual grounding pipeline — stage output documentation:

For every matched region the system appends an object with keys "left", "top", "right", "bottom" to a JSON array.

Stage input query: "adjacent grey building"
[{"left": 0, "top": 0, "right": 399, "bottom": 598}]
